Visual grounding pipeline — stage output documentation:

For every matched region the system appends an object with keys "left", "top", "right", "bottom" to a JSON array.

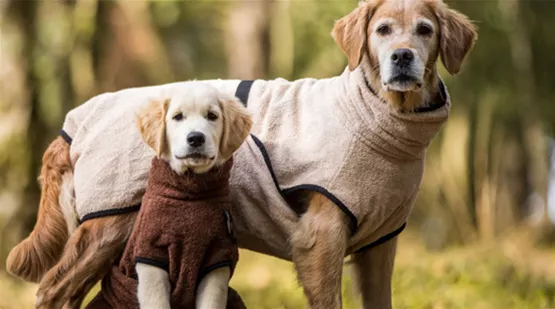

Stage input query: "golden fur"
[
  {"left": 6, "top": 137, "right": 71, "bottom": 283},
  {"left": 135, "top": 99, "right": 170, "bottom": 158},
  {"left": 36, "top": 214, "right": 136, "bottom": 309},
  {"left": 218, "top": 98, "right": 253, "bottom": 161},
  {"left": 291, "top": 193, "right": 350, "bottom": 308},
  {"left": 6, "top": 1, "right": 476, "bottom": 308}
]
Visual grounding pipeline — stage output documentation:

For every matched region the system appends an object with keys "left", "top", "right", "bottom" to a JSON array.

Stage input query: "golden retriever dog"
[
  {"left": 84, "top": 83, "right": 250, "bottom": 309},
  {"left": 6, "top": 1, "right": 477, "bottom": 308}
]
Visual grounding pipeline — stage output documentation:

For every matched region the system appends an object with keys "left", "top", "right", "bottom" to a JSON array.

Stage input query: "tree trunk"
[
  {"left": 1, "top": 0, "right": 44, "bottom": 262},
  {"left": 225, "top": 0, "right": 272, "bottom": 79},
  {"left": 498, "top": 0, "right": 548, "bottom": 228}
]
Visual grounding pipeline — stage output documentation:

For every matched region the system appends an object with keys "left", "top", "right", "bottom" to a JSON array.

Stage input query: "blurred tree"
[
  {"left": 2, "top": 0, "right": 49, "bottom": 262},
  {"left": 225, "top": 0, "right": 271, "bottom": 79}
]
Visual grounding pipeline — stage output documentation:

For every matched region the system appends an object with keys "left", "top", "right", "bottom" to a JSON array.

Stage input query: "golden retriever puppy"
[
  {"left": 159, "top": 86, "right": 232, "bottom": 173},
  {"left": 7, "top": 1, "right": 477, "bottom": 309},
  {"left": 84, "top": 84, "right": 250, "bottom": 309}
]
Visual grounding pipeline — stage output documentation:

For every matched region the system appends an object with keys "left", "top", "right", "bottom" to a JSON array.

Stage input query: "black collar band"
[{"left": 362, "top": 74, "right": 448, "bottom": 113}]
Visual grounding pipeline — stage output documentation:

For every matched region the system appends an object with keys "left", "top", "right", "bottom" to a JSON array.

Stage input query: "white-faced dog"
[{"left": 85, "top": 83, "right": 251, "bottom": 309}]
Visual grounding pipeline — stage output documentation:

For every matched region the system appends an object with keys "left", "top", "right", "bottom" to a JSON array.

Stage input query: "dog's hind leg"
[
  {"left": 351, "top": 237, "right": 397, "bottom": 309},
  {"left": 6, "top": 137, "right": 72, "bottom": 283},
  {"left": 290, "top": 192, "right": 350, "bottom": 309},
  {"left": 35, "top": 213, "right": 136, "bottom": 309}
]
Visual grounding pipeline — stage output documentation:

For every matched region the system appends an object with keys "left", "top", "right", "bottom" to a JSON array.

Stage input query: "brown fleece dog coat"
[{"left": 86, "top": 158, "right": 245, "bottom": 309}]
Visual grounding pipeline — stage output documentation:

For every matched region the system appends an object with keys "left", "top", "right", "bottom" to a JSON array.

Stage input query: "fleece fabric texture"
[
  {"left": 225, "top": 64, "right": 450, "bottom": 256},
  {"left": 88, "top": 158, "right": 242, "bottom": 309},
  {"left": 62, "top": 61, "right": 450, "bottom": 258},
  {"left": 62, "top": 86, "right": 160, "bottom": 220}
]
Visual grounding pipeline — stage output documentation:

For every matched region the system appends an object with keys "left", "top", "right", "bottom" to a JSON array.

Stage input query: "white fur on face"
[
  {"left": 370, "top": 16, "right": 438, "bottom": 92},
  {"left": 163, "top": 84, "right": 224, "bottom": 174}
]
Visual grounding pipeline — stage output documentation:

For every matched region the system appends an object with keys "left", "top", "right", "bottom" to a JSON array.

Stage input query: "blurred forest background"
[{"left": 2, "top": 0, "right": 555, "bottom": 308}]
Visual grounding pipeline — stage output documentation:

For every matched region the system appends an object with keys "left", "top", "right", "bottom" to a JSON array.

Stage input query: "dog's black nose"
[
  {"left": 187, "top": 132, "right": 205, "bottom": 148},
  {"left": 391, "top": 48, "right": 414, "bottom": 66}
]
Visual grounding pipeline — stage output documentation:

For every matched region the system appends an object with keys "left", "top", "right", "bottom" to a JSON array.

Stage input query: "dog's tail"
[{"left": 6, "top": 136, "right": 72, "bottom": 282}]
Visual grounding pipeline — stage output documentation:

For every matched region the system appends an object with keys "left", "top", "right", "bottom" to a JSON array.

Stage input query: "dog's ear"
[
  {"left": 332, "top": 2, "right": 375, "bottom": 71},
  {"left": 436, "top": 6, "right": 477, "bottom": 75},
  {"left": 136, "top": 99, "right": 170, "bottom": 157},
  {"left": 218, "top": 97, "right": 252, "bottom": 161}
]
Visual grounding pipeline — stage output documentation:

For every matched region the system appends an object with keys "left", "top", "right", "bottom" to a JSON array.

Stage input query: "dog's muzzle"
[
  {"left": 384, "top": 48, "right": 423, "bottom": 90},
  {"left": 391, "top": 48, "right": 414, "bottom": 68}
]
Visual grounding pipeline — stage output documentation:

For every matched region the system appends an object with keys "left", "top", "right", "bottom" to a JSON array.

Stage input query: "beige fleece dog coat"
[{"left": 62, "top": 63, "right": 450, "bottom": 258}]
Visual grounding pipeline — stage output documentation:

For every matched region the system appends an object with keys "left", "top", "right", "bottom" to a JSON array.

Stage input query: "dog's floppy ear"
[
  {"left": 332, "top": 1, "right": 375, "bottom": 71},
  {"left": 218, "top": 97, "right": 252, "bottom": 161},
  {"left": 136, "top": 99, "right": 170, "bottom": 157},
  {"left": 436, "top": 6, "right": 477, "bottom": 75}
]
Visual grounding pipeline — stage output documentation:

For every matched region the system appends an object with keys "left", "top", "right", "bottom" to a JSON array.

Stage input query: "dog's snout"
[
  {"left": 187, "top": 132, "right": 205, "bottom": 148},
  {"left": 391, "top": 48, "right": 414, "bottom": 66}
]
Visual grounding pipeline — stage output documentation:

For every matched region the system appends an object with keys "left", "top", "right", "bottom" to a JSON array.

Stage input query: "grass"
[{"left": 2, "top": 232, "right": 555, "bottom": 309}]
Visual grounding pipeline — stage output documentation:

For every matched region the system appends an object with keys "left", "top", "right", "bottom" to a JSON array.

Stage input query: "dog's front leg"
[
  {"left": 290, "top": 192, "right": 350, "bottom": 309},
  {"left": 137, "top": 263, "right": 171, "bottom": 309},
  {"left": 352, "top": 237, "right": 397, "bottom": 309},
  {"left": 196, "top": 267, "right": 231, "bottom": 309}
]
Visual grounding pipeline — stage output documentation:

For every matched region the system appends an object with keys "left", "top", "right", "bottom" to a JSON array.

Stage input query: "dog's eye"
[
  {"left": 416, "top": 24, "right": 433, "bottom": 36},
  {"left": 207, "top": 112, "right": 218, "bottom": 121},
  {"left": 377, "top": 24, "right": 391, "bottom": 36},
  {"left": 172, "top": 113, "right": 184, "bottom": 121}
]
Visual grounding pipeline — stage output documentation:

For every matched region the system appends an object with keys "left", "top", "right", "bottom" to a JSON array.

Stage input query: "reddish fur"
[
  {"left": 352, "top": 237, "right": 398, "bottom": 309},
  {"left": 331, "top": 3, "right": 375, "bottom": 71},
  {"left": 435, "top": 4, "right": 478, "bottom": 75},
  {"left": 6, "top": 137, "right": 71, "bottom": 283},
  {"left": 291, "top": 193, "right": 350, "bottom": 309},
  {"left": 35, "top": 214, "right": 136, "bottom": 309}
]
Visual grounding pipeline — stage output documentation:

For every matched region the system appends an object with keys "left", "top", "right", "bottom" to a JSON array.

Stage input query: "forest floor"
[{"left": 2, "top": 231, "right": 555, "bottom": 309}]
